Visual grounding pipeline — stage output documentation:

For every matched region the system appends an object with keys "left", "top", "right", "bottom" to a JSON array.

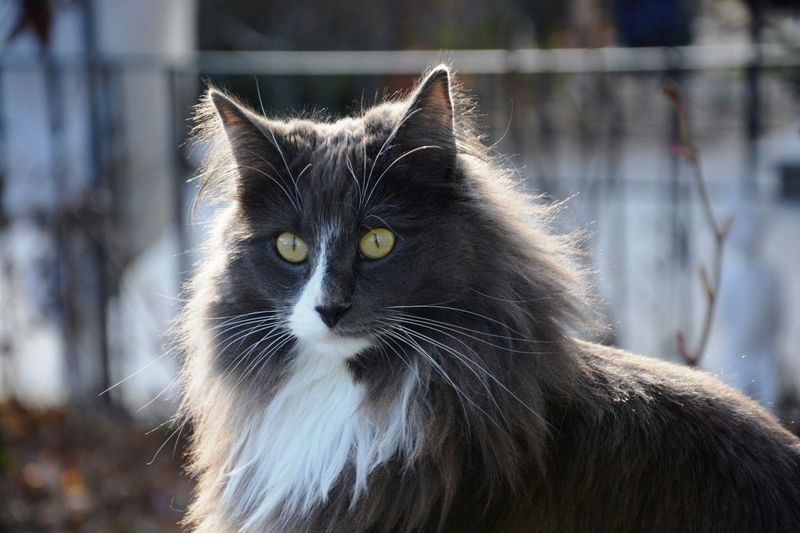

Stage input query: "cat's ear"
[
  {"left": 210, "top": 90, "right": 268, "bottom": 162},
  {"left": 208, "top": 89, "right": 293, "bottom": 202},
  {"left": 391, "top": 66, "right": 457, "bottom": 178}
]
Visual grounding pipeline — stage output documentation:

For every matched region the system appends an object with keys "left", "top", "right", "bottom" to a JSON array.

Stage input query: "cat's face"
[{"left": 206, "top": 68, "right": 481, "bottom": 374}]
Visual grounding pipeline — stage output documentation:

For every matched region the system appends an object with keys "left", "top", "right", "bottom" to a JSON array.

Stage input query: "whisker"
[
  {"left": 373, "top": 330, "right": 415, "bottom": 375},
  {"left": 379, "top": 322, "right": 486, "bottom": 431},
  {"left": 231, "top": 330, "right": 293, "bottom": 385},
  {"left": 468, "top": 287, "right": 554, "bottom": 305},
  {"left": 204, "top": 309, "right": 284, "bottom": 323},
  {"left": 236, "top": 163, "right": 300, "bottom": 212},
  {"left": 345, "top": 156, "right": 362, "bottom": 207},
  {"left": 147, "top": 418, "right": 189, "bottom": 466},
  {"left": 145, "top": 418, "right": 174, "bottom": 436},
  {"left": 136, "top": 377, "right": 177, "bottom": 413},
  {"left": 362, "top": 145, "right": 443, "bottom": 208},
  {"left": 206, "top": 311, "right": 286, "bottom": 337},
  {"left": 254, "top": 75, "right": 303, "bottom": 208},
  {"left": 362, "top": 108, "right": 422, "bottom": 208},
  {"left": 296, "top": 163, "right": 312, "bottom": 182},
  {"left": 218, "top": 324, "right": 286, "bottom": 378},
  {"left": 397, "top": 321, "right": 553, "bottom": 431},
  {"left": 391, "top": 313, "right": 557, "bottom": 354},
  {"left": 214, "top": 321, "right": 284, "bottom": 361},
  {"left": 386, "top": 303, "right": 528, "bottom": 337},
  {"left": 389, "top": 321, "right": 508, "bottom": 428},
  {"left": 362, "top": 213, "right": 397, "bottom": 235},
  {"left": 206, "top": 321, "right": 285, "bottom": 373},
  {"left": 244, "top": 334, "right": 296, "bottom": 389},
  {"left": 99, "top": 349, "right": 172, "bottom": 396}
]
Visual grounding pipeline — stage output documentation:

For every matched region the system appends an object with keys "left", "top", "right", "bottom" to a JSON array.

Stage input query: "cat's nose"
[{"left": 315, "top": 302, "right": 351, "bottom": 328}]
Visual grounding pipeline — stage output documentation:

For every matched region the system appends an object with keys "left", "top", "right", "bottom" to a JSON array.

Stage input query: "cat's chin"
[{"left": 294, "top": 332, "right": 372, "bottom": 360}]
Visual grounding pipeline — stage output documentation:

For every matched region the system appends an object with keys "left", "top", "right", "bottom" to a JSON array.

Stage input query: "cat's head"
[
  {"left": 181, "top": 68, "right": 589, "bottom": 527},
  {"left": 188, "top": 65, "right": 585, "bottom": 393}
]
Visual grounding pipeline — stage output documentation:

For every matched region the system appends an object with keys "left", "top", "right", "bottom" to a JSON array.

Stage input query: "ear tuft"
[{"left": 412, "top": 66, "right": 454, "bottom": 129}]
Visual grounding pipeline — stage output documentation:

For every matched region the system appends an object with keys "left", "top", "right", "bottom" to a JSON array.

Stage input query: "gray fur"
[{"left": 175, "top": 66, "right": 800, "bottom": 532}]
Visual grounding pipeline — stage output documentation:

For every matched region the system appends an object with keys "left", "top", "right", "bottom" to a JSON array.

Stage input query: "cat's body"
[{"left": 177, "top": 67, "right": 800, "bottom": 532}]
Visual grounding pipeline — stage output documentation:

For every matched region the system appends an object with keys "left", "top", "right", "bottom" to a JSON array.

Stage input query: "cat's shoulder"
[
  {"left": 577, "top": 339, "right": 751, "bottom": 398},
  {"left": 571, "top": 339, "right": 800, "bottom": 449}
]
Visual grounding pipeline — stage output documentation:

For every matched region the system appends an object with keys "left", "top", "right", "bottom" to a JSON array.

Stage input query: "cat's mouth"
[{"left": 294, "top": 330, "right": 372, "bottom": 360}]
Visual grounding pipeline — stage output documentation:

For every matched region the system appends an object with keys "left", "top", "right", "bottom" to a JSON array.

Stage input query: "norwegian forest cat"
[{"left": 177, "top": 66, "right": 800, "bottom": 532}]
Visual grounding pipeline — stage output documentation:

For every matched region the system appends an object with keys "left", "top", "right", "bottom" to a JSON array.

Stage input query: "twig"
[{"left": 663, "top": 80, "right": 732, "bottom": 367}]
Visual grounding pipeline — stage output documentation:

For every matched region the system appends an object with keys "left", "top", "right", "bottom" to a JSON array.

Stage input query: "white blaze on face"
[{"left": 287, "top": 238, "right": 370, "bottom": 359}]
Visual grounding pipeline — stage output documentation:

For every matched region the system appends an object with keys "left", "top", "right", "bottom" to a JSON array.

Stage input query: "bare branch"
[{"left": 663, "top": 80, "right": 731, "bottom": 367}]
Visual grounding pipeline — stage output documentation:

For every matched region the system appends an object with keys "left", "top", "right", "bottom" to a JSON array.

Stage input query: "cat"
[{"left": 176, "top": 65, "right": 800, "bottom": 532}]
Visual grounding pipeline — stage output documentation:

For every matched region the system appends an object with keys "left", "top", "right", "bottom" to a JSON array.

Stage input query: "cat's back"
[{"left": 527, "top": 341, "right": 800, "bottom": 533}]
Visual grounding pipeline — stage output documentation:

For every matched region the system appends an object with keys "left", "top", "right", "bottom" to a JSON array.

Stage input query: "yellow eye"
[
  {"left": 358, "top": 228, "right": 395, "bottom": 260},
  {"left": 275, "top": 232, "right": 308, "bottom": 263}
]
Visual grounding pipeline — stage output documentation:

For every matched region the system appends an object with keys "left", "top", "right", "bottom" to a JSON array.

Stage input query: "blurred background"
[{"left": 1, "top": 0, "right": 799, "bottom": 529}]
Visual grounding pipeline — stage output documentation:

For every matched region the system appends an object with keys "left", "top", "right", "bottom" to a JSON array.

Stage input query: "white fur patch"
[
  {"left": 288, "top": 240, "right": 371, "bottom": 358},
  {"left": 219, "top": 237, "right": 421, "bottom": 530}
]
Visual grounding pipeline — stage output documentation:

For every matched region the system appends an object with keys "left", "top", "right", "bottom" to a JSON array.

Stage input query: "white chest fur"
[{"left": 219, "top": 347, "right": 419, "bottom": 530}]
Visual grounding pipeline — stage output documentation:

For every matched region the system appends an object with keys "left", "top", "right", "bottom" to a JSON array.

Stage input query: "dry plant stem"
[{"left": 663, "top": 81, "right": 732, "bottom": 367}]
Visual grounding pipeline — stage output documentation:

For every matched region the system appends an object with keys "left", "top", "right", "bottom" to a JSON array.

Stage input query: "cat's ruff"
[{"left": 219, "top": 346, "right": 419, "bottom": 530}]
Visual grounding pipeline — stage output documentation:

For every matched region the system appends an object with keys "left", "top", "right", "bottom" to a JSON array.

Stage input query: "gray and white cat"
[{"left": 176, "top": 66, "right": 800, "bottom": 532}]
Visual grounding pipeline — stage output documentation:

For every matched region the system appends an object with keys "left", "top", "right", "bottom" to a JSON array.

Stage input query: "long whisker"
[
  {"left": 468, "top": 287, "right": 554, "bottom": 305},
  {"left": 393, "top": 320, "right": 553, "bottom": 431},
  {"left": 380, "top": 322, "right": 493, "bottom": 431},
  {"left": 387, "top": 320, "right": 508, "bottom": 428},
  {"left": 206, "top": 314, "right": 284, "bottom": 340},
  {"left": 203, "top": 309, "right": 284, "bottom": 321},
  {"left": 231, "top": 330, "right": 293, "bottom": 385},
  {"left": 345, "top": 156, "right": 362, "bottom": 205},
  {"left": 373, "top": 329, "right": 417, "bottom": 376},
  {"left": 147, "top": 418, "right": 189, "bottom": 466},
  {"left": 362, "top": 108, "right": 422, "bottom": 208},
  {"left": 104, "top": 310, "right": 280, "bottom": 397},
  {"left": 244, "top": 333, "right": 296, "bottom": 389},
  {"left": 218, "top": 324, "right": 286, "bottom": 378},
  {"left": 390, "top": 311, "right": 541, "bottom": 343},
  {"left": 145, "top": 418, "right": 174, "bottom": 436},
  {"left": 386, "top": 303, "right": 528, "bottom": 337},
  {"left": 137, "top": 376, "right": 178, "bottom": 413},
  {"left": 361, "top": 213, "right": 396, "bottom": 235},
  {"left": 380, "top": 330, "right": 470, "bottom": 432},
  {"left": 207, "top": 319, "right": 285, "bottom": 373},
  {"left": 391, "top": 313, "right": 557, "bottom": 354},
  {"left": 185, "top": 319, "right": 285, "bottom": 386},
  {"left": 99, "top": 349, "right": 172, "bottom": 395},
  {"left": 235, "top": 162, "right": 300, "bottom": 212},
  {"left": 254, "top": 76, "right": 303, "bottom": 208},
  {"left": 296, "top": 163, "right": 312, "bottom": 182},
  {"left": 362, "top": 145, "right": 442, "bottom": 208}
]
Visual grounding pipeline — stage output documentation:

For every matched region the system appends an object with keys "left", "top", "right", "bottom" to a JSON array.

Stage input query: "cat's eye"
[
  {"left": 358, "top": 228, "right": 395, "bottom": 260},
  {"left": 275, "top": 232, "right": 308, "bottom": 263}
]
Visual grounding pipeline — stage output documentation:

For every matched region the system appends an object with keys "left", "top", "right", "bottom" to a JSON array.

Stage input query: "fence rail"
[
  {"left": 1, "top": 42, "right": 799, "bottom": 74},
  {"left": 1, "top": 43, "right": 799, "bottom": 408}
]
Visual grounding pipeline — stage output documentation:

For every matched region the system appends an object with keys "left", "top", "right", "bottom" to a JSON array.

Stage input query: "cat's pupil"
[{"left": 373, "top": 233, "right": 380, "bottom": 248}]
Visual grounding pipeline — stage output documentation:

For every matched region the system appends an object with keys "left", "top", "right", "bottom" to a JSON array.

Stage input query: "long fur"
[{"left": 176, "top": 66, "right": 800, "bottom": 532}]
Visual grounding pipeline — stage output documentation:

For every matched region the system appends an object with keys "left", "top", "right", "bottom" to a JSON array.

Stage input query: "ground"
[{"left": 0, "top": 401, "right": 191, "bottom": 532}]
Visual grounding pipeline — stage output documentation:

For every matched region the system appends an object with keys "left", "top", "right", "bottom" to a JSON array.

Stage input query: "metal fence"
[{"left": 1, "top": 45, "right": 799, "bottom": 410}]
